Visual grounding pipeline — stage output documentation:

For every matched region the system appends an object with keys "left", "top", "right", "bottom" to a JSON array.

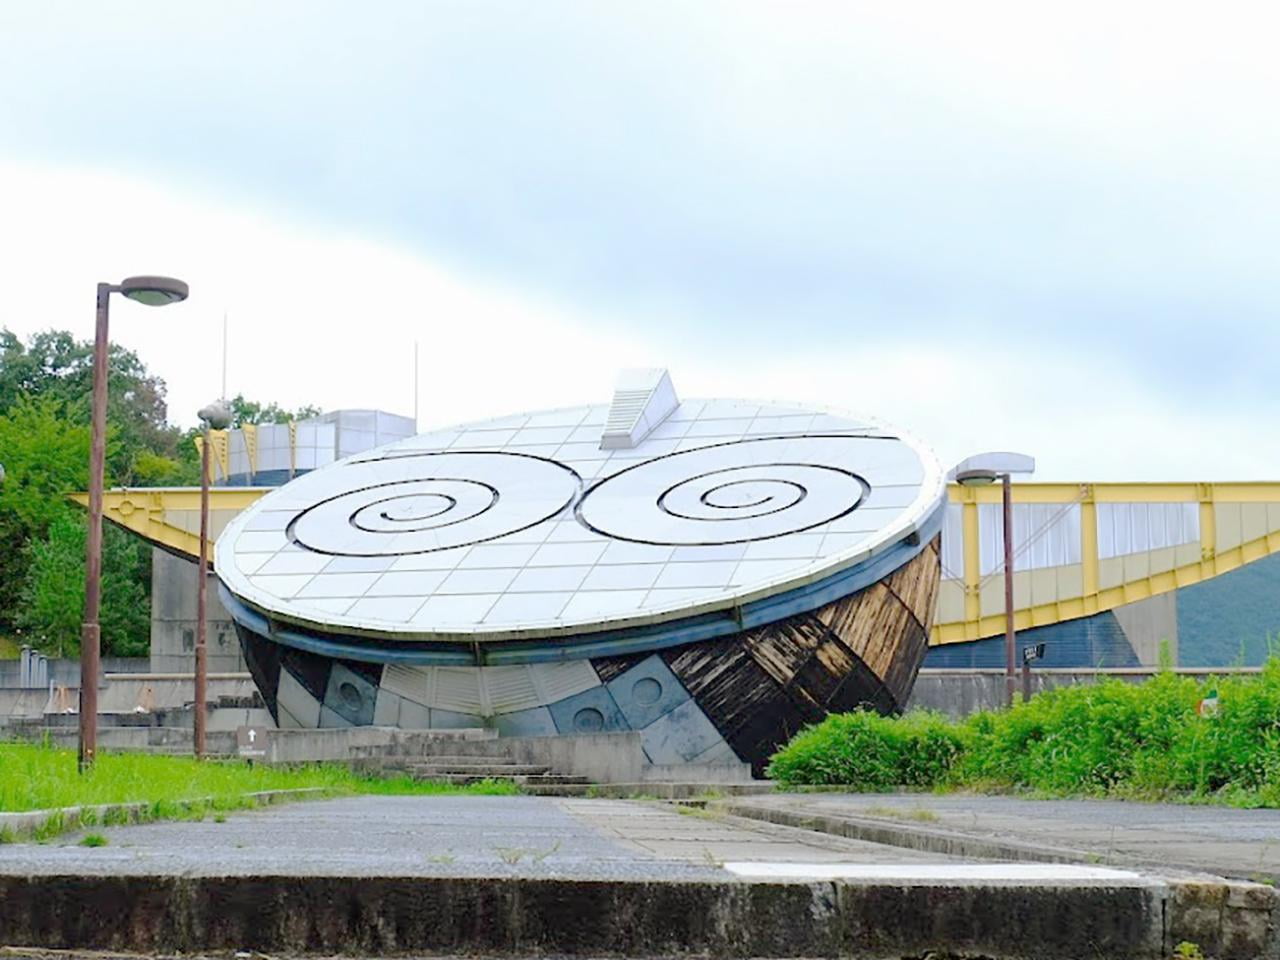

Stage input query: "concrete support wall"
[
  {"left": 1111, "top": 592, "right": 1178, "bottom": 666},
  {"left": 150, "top": 548, "right": 245, "bottom": 674},
  {"left": 0, "top": 657, "right": 148, "bottom": 689},
  {"left": 907, "top": 667, "right": 1260, "bottom": 718}
]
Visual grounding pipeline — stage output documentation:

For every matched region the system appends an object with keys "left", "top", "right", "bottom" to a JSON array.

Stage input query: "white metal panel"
[
  {"left": 1097, "top": 502, "right": 1199, "bottom": 560},
  {"left": 940, "top": 502, "right": 965, "bottom": 580},
  {"left": 432, "top": 667, "right": 484, "bottom": 714},
  {"left": 978, "top": 503, "right": 1081, "bottom": 576},
  {"left": 528, "top": 661, "right": 600, "bottom": 702},
  {"left": 482, "top": 665, "right": 542, "bottom": 714}
]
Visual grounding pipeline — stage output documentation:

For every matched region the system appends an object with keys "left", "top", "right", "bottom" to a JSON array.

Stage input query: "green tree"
[
  {"left": 0, "top": 395, "right": 95, "bottom": 631},
  {"left": 0, "top": 328, "right": 319, "bottom": 654},
  {"left": 227, "top": 393, "right": 321, "bottom": 427},
  {"left": 18, "top": 515, "right": 150, "bottom": 657},
  {"left": 0, "top": 328, "right": 184, "bottom": 483}
]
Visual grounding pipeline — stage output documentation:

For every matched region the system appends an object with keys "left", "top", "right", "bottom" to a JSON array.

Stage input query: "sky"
[{"left": 0, "top": 1, "right": 1277, "bottom": 481}]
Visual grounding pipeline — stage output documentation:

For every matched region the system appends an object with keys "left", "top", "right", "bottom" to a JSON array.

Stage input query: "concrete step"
[
  {"left": 417, "top": 773, "right": 563, "bottom": 786},
  {"left": 409, "top": 768, "right": 550, "bottom": 783},
  {"left": 525, "top": 782, "right": 775, "bottom": 799},
  {"left": 519, "top": 782, "right": 596, "bottom": 797},
  {"left": 514, "top": 774, "right": 591, "bottom": 785}
]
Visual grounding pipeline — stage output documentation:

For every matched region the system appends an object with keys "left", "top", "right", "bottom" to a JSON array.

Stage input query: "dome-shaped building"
[{"left": 216, "top": 370, "right": 946, "bottom": 771}]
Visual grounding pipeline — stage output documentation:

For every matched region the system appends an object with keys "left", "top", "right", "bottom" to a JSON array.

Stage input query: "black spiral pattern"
[
  {"left": 285, "top": 451, "right": 582, "bottom": 556},
  {"left": 575, "top": 436, "right": 870, "bottom": 546}
]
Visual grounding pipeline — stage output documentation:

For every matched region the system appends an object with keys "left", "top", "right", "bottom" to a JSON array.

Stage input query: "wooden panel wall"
[{"left": 631, "top": 536, "right": 942, "bottom": 772}]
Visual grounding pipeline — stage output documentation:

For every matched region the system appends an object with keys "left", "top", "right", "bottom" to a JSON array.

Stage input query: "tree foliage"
[
  {"left": 227, "top": 393, "right": 321, "bottom": 427},
  {"left": 0, "top": 329, "right": 182, "bottom": 483},
  {"left": 0, "top": 328, "right": 316, "bottom": 657},
  {"left": 0, "top": 395, "right": 93, "bottom": 631},
  {"left": 17, "top": 516, "right": 150, "bottom": 657}
]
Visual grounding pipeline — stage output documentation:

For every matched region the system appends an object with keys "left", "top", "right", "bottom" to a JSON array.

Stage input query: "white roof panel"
[{"left": 216, "top": 395, "right": 945, "bottom": 642}]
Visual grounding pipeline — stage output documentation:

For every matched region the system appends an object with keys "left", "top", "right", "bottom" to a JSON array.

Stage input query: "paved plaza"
[
  {"left": 724, "top": 792, "right": 1280, "bottom": 880},
  {"left": 0, "top": 794, "right": 976, "bottom": 879},
  {"left": 1, "top": 794, "right": 1273, "bottom": 958}
]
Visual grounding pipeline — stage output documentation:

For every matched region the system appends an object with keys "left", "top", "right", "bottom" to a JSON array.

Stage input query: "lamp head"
[
  {"left": 198, "top": 401, "right": 232, "bottom": 430},
  {"left": 954, "top": 467, "right": 998, "bottom": 486},
  {"left": 950, "top": 451, "right": 1036, "bottom": 485},
  {"left": 119, "top": 276, "right": 189, "bottom": 307}
]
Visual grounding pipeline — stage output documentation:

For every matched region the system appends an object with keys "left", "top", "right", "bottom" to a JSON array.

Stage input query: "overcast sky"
[{"left": 1, "top": 2, "right": 1276, "bottom": 480}]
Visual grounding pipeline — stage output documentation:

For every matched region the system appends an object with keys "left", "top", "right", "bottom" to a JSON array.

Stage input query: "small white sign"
[{"left": 236, "top": 725, "right": 269, "bottom": 758}]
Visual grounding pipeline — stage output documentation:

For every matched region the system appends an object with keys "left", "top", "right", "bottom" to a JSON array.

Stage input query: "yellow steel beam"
[
  {"left": 1079, "top": 486, "right": 1099, "bottom": 615},
  {"left": 70, "top": 487, "right": 272, "bottom": 559},
  {"left": 961, "top": 492, "right": 981, "bottom": 630},
  {"left": 932, "top": 527, "right": 1280, "bottom": 645}
]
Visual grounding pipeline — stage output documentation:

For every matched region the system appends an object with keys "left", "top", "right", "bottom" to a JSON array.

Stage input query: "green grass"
[
  {"left": 0, "top": 741, "right": 518, "bottom": 815},
  {"left": 768, "top": 656, "right": 1280, "bottom": 808},
  {"left": 79, "top": 832, "right": 108, "bottom": 847}
]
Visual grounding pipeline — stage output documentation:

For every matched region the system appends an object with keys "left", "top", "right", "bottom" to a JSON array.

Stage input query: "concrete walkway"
[
  {"left": 718, "top": 792, "right": 1280, "bottom": 882},
  {"left": 0, "top": 795, "right": 1273, "bottom": 958},
  {"left": 0, "top": 795, "right": 969, "bottom": 879}
]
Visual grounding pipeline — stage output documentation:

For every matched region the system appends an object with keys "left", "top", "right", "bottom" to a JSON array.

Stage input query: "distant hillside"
[{"left": 1177, "top": 551, "right": 1280, "bottom": 667}]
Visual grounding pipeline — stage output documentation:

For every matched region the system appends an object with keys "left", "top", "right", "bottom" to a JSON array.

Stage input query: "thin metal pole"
[
  {"left": 1003, "top": 472, "right": 1016, "bottom": 707},
  {"left": 221, "top": 312, "right": 228, "bottom": 401},
  {"left": 79, "top": 283, "right": 111, "bottom": 772},
  {"left": 413, "top": 340, "right": 419, "bottom": 429},
  {"left": 1022, "top": 657, "right": 1032, "bottom": 703},
  {"left": 195, "top": 427, "right": 210, "bottom": 759}
]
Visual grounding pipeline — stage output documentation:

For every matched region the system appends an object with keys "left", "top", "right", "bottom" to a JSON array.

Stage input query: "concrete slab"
[
  {"left": 720, "top": 792, "right": 1280, "bottom": 881},
  {"left": 726, "top": 862, "right": 1148, "bottom": 881},
  {"left": 0, "top": 795, "right": 1268, "bottom": 958}
]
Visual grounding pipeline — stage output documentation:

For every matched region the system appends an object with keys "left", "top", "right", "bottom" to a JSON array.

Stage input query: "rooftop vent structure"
[{"left": 599, "top": 368, "right": 679, "bottom": 450}]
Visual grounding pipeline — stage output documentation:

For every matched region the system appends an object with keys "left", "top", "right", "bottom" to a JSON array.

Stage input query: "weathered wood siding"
[{"left": 609, "top": 536, "right": 941, "bottom": 772}]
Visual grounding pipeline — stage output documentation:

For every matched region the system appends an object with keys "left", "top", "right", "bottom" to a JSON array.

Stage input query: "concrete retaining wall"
[
  {"left": 0, "top": 873, "right": 1175, "bottom": 958},
  {"left": 909, "top": 667, "right": 1263, "bottom": 718},
  {"left": 0, "top": 656, "right": 148, "bottom": 689}
]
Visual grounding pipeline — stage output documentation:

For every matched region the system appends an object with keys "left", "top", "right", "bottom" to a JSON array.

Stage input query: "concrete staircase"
[
  {"left": 407, "top": 756, "right": 594, "bottom": 792},
  {"left": 346, "top": 729, "right": 771, "bottom": 797}
]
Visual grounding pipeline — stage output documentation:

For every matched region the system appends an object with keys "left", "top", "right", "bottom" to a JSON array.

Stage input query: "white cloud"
[{"left": 0, "top": 162, "right": 1271, "bottom": 482}]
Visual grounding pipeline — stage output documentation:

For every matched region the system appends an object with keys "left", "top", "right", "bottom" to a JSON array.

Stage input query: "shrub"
[
  {"left": 766, "top": 657, "right": 1280, "bottom": 807},
  {"left": 767, "top": 709, "right": 964, "bottom": 788}
]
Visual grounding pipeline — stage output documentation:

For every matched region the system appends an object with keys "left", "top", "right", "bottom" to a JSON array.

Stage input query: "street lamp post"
[
  {"left": 194, "top": 401, "right": 231, "bottom": 759},
  {"left": 80, "top": 276, "right": 188, "bottom": 772},
  {"left": 952, "top": 451, "right": 1036, "bottom": 708}
]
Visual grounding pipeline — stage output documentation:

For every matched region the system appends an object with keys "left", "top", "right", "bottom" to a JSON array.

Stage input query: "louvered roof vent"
[{"left": 599, "top": 368, "right": 679, "bottom": 450}]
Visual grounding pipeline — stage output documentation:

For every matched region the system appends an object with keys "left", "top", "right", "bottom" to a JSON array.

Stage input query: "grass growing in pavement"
[{"left": 0, "top": 741, "right": 518, "bottom": 816}]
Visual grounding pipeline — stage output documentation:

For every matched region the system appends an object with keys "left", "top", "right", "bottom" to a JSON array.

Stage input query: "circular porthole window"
[
  {"left": 573, "top": 707, "right": 605, "bottom": 732},
  {"left": 338, "top": 681, "right": 363, "bottom": 710},
  {"left": 632, "top": 677, "right": 662, "bottom": 705}
]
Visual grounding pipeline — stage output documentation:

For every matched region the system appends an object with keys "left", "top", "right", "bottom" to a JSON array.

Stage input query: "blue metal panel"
[
  {"left": 640, "top": 698, "right": 726, "bottom": 764},
  {"left": 923, "top": 612, "right": 1139, "bottom": 669},
  {"left": 546, "top": 685, "right": 629, "bottom": 735},
  {"left": 605, "top": 655, "right": 690, "bottom": 729},
  {"left": 494, "top": 706, "right": 558, "bottom": 737},
  {"left": 324, "top": 662, "right": 378, "bottom": 725}
]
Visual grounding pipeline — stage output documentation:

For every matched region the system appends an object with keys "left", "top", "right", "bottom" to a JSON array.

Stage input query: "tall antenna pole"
[
  {"left": 221, "top": 312, "right": 228, "bottom": 401},
  {"left": 413, "top": 340, "right": 419, "bottom": 429}
]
